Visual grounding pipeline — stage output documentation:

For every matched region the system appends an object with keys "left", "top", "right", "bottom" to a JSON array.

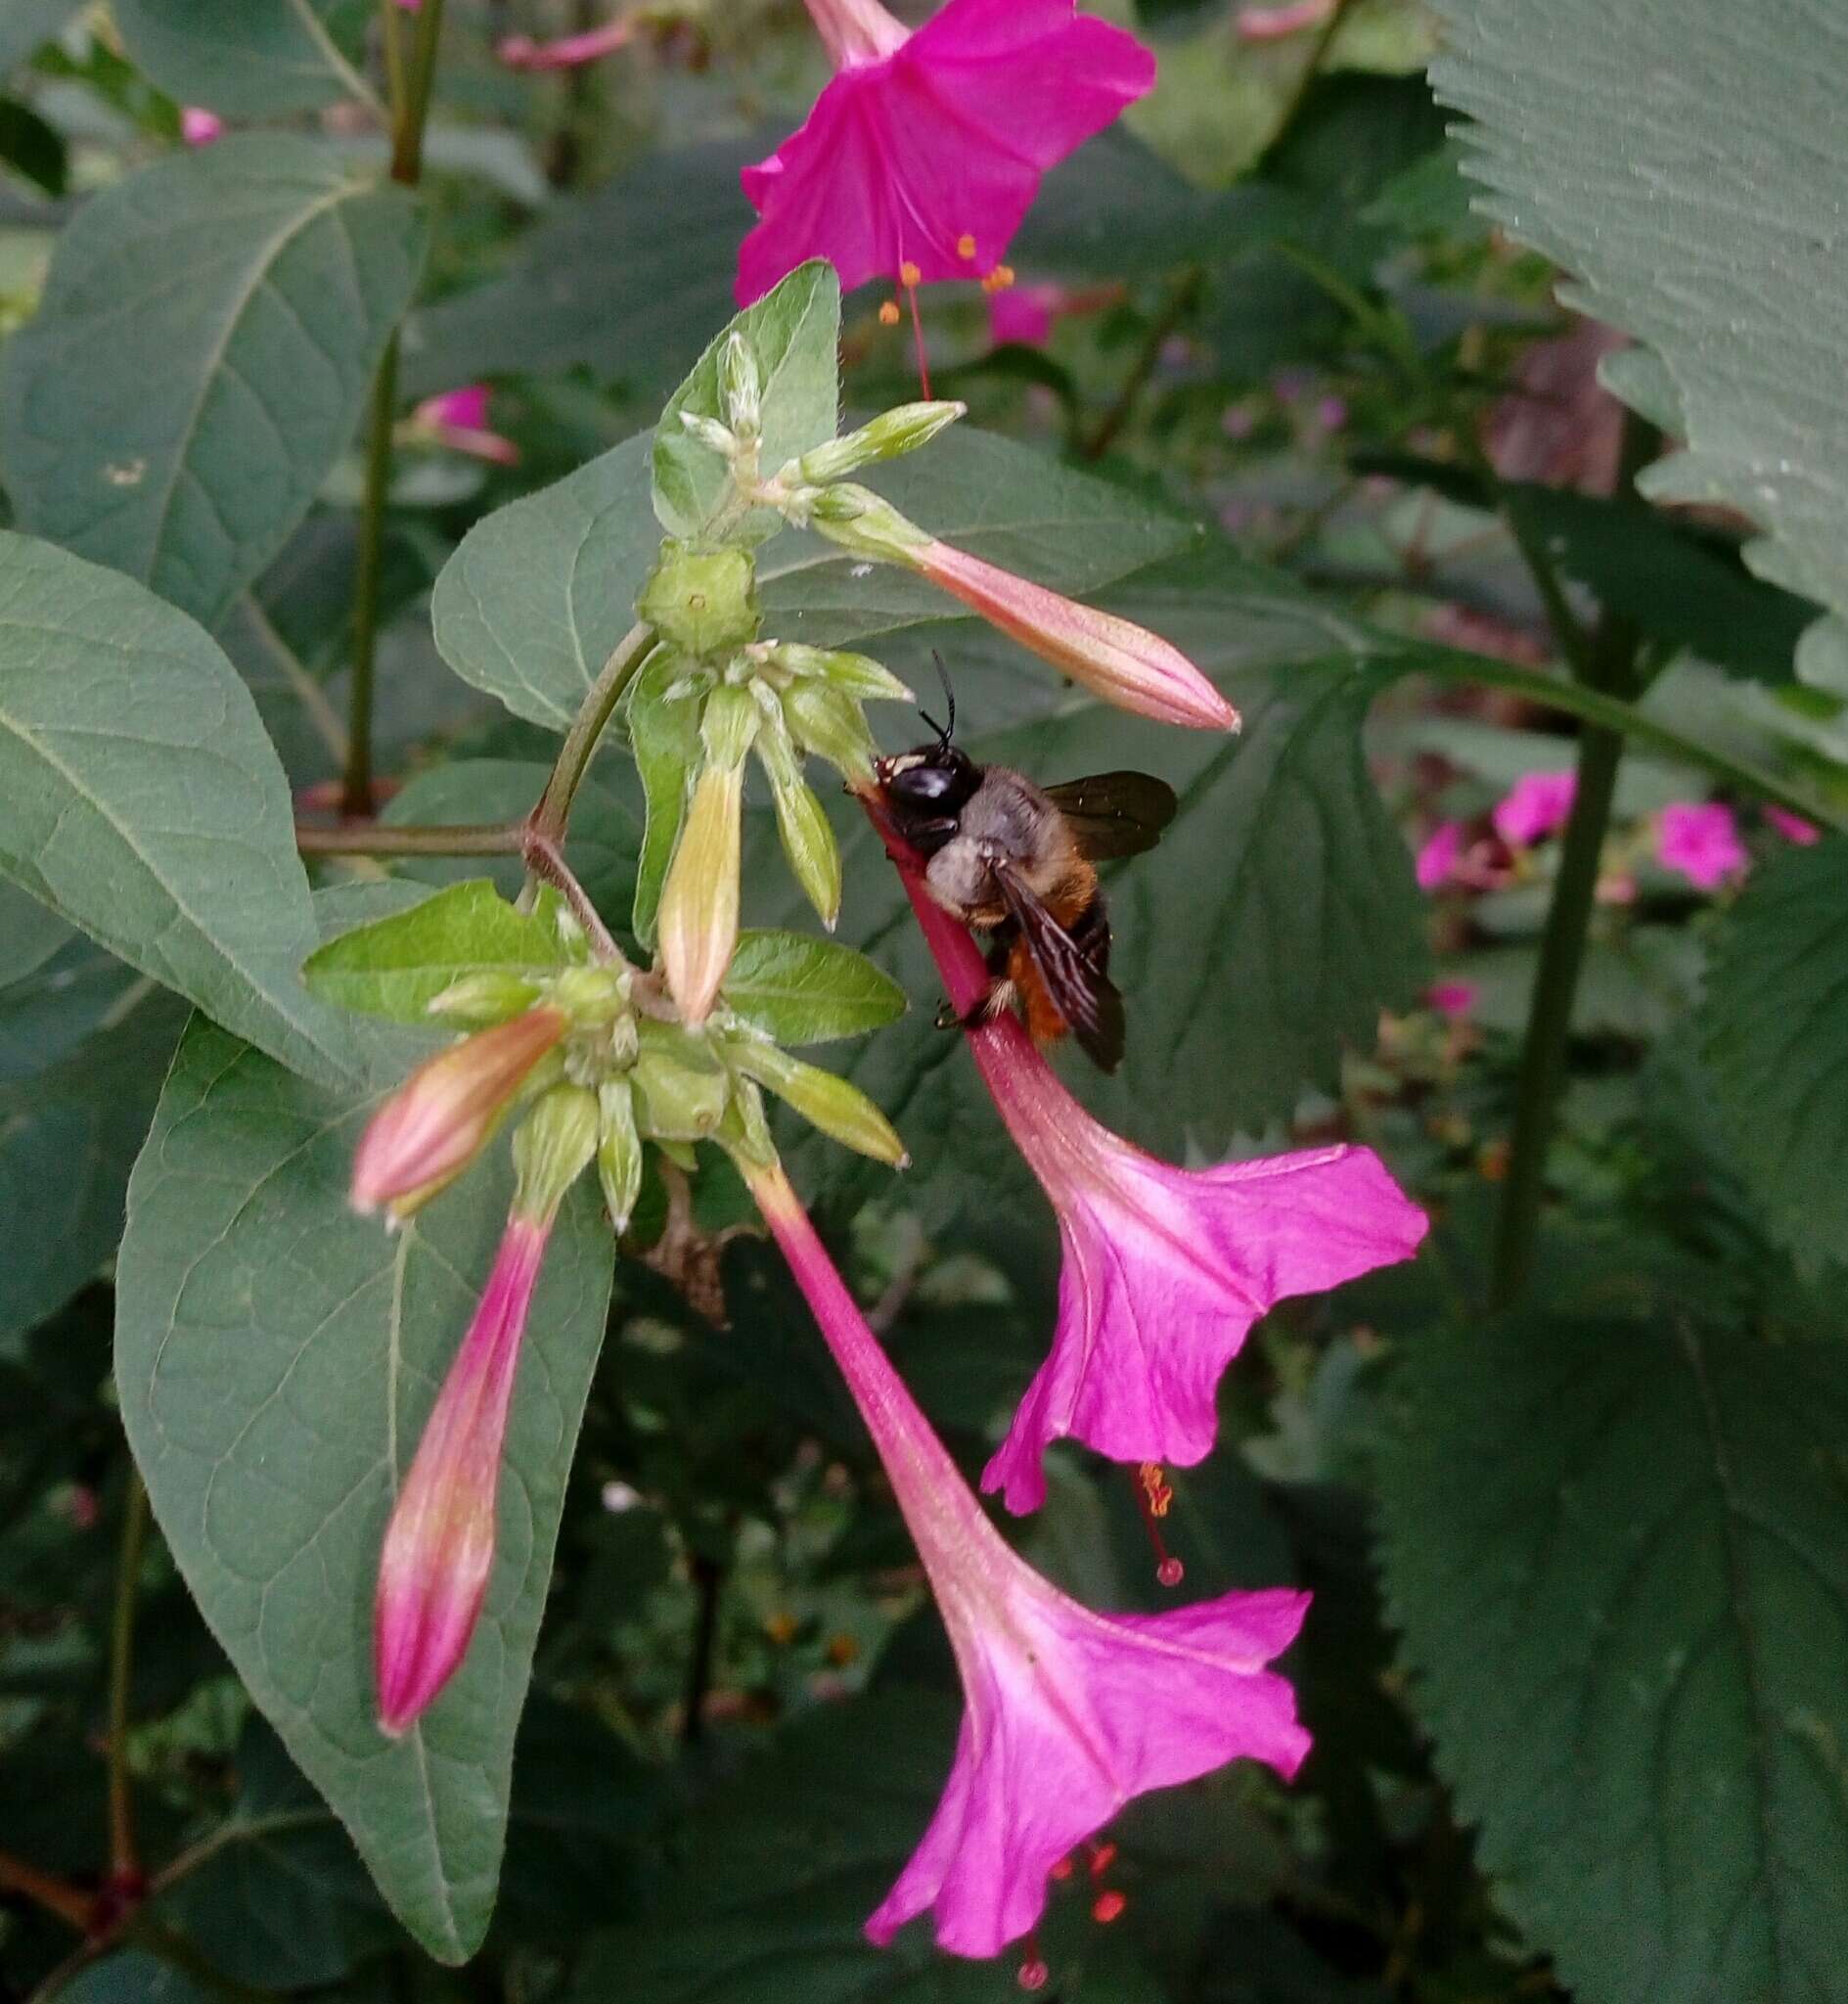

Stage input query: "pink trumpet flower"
[
  {"left": 1655, "top": 800, "right": 1748, "bottom": 891},
  {"left": 870, "top": 813, "right": 1428, "bottom": 1515},
  {"left": 737, "top": 0, "right": 1154, "bottom": 304},
  {"left": 1765, "top": 804, "right": 1821, "bottom": 847},
  {"left": 748, "top": 1158, "right": 1311, "bottom": 1961},
  {"left": 499, "top": 17, "right": 635, "bottom": 69},
  {"left": 1415, "top": 819, "right": 1465, "bottom": 892},
  {"left": 374, "top": 1212, "right": 548, "bottom": 1736},
  {"left": 411, "top": 385, "right": 522, "bottom": 466}
]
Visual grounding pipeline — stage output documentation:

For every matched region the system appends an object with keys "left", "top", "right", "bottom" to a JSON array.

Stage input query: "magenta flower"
[
  {"left": 989, "top": 281, "right": 1065, "bottom": 349},
  {"left": 375, "top": 1212, "right": 547, "bottom": 1736},
  {"left": 748, "top": 1158, "right": 1310, "bottom": 1961},
  {"left": 736, "top": 0, "right": 1154, "bottom": 304},
  {"left": 180, "top": 109, "right": 224, "bottom": 147},
  {"left": 1766, "top": 804, "right": 1821, "bottom": 846},
  {"left": 1492, "top": 769, "right": 1576, "bottom": 847},
  {"left": 411, "top": 385, "right": 521, "bottom": 466},
  {"left": 1425, "top": 980, "right": 1478, "bottom": 1021},
  {"left": 1656, "top": 801, "right": 1748, "bottom": 890},
  {"left": 1415, "top": 819, "right": 1465, "bottom": 892},
  {"left": 874, "top": 826, "right": 1427, "bottom": 1515}
]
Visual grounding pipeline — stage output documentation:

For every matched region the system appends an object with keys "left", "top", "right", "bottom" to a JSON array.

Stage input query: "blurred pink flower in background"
[
  {"left": 1426, "top": 981, "right": 1478, "bottom": 1021},
  {"left": 1484, "top": 321, "right": 1629, "bottom": 495},
  {"left": 499, "top": 16, "right": 634, "bottom": 68},
  {"left": 1236, "top": 0, "right": 1337, "bottom": 39},
  {"left": 1656, "top": 802, "right": 1747, "bottom": 890},
  {"left": 1765, "top": 805, "right": 1821, "bottom": 846},
  {"left": 180, "top": 109, "right": 224, "bottom": 146},
  {"left": 1415, "top": 820, "right": 1465, "bottom": 891},
  {"left": 1493, "top": 770, "right": 1577, "bottom": 846},
  {"left": 737, "top": 0, "right": 1154, "bottom": 303},
  {"left": 989, "top": 282, "right": 1066, "bottom": 348},
  {"left": 411, "top": 385, "right": 521, "bottom": 465}
]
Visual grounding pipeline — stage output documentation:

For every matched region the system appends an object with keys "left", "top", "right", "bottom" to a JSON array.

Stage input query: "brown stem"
[
  {"left": 1083, "top": 267, "right": 1202, "bottom": 461},
  {"left": 0, "top": 1852, "right": 94, "bottom": 1934},
  {"left": 295, "top": 820, "right": 526, "bottom": 858}
]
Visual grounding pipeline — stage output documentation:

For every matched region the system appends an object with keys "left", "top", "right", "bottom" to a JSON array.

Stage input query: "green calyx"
[
  {"left": 636, "top": 541, "right": 762, "bottom": 659},
  {"left": 512, "top": 1083, "right": 602, "bottom": 1224}
]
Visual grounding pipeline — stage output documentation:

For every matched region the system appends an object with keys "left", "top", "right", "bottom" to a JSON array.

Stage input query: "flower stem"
[
  {"left": 340, "top": 0, "right": 446, "bottom": 818},
  {"left": 1083, "top": 266, "right": 1201, "bottom": 461},
  {"left": 295, "top": 820, "right": 526, "bottom": 857},
  {"left": 108, "top": 1473, "right": 150, "bottom": 1882},
  {"left": 0, "top": 1851, "right": 93, "bottom": 1933},
  {"left": 531, "top": 621, "right": 657, "bottom": 842}
]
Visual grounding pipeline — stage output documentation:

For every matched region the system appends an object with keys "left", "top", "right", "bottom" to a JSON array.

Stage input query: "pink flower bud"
[
  {"left": 374, "top": 1214, "right": 548, "bottom": 1735},
  {"left": 181, "top": 109, "right": 225, "bottom": 147},
  {"left": 350, "top": 1009, "right": 566, "bottom": 1221},
  {"left": 914, "top": 542, "right": 1240, "bottom": 732}
]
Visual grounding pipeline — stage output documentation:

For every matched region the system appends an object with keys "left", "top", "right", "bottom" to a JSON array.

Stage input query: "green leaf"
[
  {"left": 432, "top": 429, "right": 1195, "bottom": 731},
  {"left": 0, "top": 0, "right": 82, "bottom": 78},
  {"left": 0, "top": 532, "right": 358, "bottom": 1087},
  {"left": 0, "top": 878, "right": 70, "bottom": 988},
  {"left": 1, "top": 136, "right": 426, "bottom": 629},
  {"left": 722, "top": 930, "right": 908, "bottom": 1045},
  {"left": 0, "top": 98, "right": 67, "bottom": 196},
  {"left": 653, "top": 260, "right": 841, "bottom": 547},
  {"left": 399, "top": 133, "right": 765, "bottom": 404},
  {"left": 163, "top": 1720, "right": 397, "bottom": 1989},
  {"left": 1378, "top": 1306, "right": 1848, "bottom": 2004},
  {"left": 61, "top": 1955, "right": 208, "bottom": 2004},
  {"left": 1702, "top": 840, "right": 1848, "bottom": 1272},
  {"left": 113, "top": 0, "right": 374, "bottom": 117},
  {"left": 115, "top": 1010, "right": 616, "bottom": 1961},
  {"left": 0, "top": 986, "right": 187, "bottom": 1344},
  {"left": 304, "top": 879, "right": 571, "bottom": 1025},
  {"left": 1433, "top": 0, "right": 1848, "bottom": 632}
]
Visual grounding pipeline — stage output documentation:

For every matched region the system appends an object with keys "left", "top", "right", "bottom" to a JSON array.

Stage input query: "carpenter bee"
[{"left": 876, "top": 680, "right": 1176, "bottom": 1074}]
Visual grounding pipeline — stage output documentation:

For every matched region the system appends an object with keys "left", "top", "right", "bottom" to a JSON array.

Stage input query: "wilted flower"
[
  {"left": 747, "top": 1158, "right": 1310, "bottom": 1961},
  {"left": 1415, "top": 820, "right": 1465, "bottom": 892},
  {"left": 737, "top": 0, "right": 1154, "bottom": 304},
  {"left": 1492, "top": 769, "right": 1576, "bottom": 847},
  {"left": 180, "top": 109, "right": 224, "bottom": 147},
  {"left": 374, "top": 1087, "right": 599, "bottom": 1735},
  {"left": 1765, "top": 804, "right": 1821, "bottom": 846},
  {"left": 879, "top": 835, "right": 1427, "bottom": 1514},
  {"left": 350, "top": 1008, "right": 566, "bottom": 1221},
  {"left": 1656, "top": 801, "right": 1747, "bottom": 890}
]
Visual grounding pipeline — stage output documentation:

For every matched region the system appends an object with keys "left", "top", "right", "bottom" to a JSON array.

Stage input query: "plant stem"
[
  {"left": 340, "top": 0, "right": 446, "bottom": 818},
  {"left": 0, "top": 1852, "right": 93, "bottom": 1934},
  {"left": 1083, "top": 267, "right": 1201, "bottom": 461},
  {"left": 532, "top": 622, "right": 657, "bottom": 842},
  {"left": 295, "top": 820, "right": 526, "bottom": 858},
  {"left": 108, "top": 1474, "right": 150, "bottom": 1883},
  {"left": 339, "top": 332, "right": 401, "bottom": 819},
  {"left": 523, "top": 835, "right": 627, "bottom": 964},
  {"left": 680, "top": 1553, "right": 723, "bottom": 1747},
  {"left": 1265, "top": 0, "right": 1358, "bottom": 159}
]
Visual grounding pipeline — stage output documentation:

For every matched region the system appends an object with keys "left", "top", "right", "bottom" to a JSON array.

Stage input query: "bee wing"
[
  {"left": 994, "top": 864, "right": 1127, "bottom": 1073},
  {"left": 1042, "top": 772, "right": 1178, "bottom": 861}
]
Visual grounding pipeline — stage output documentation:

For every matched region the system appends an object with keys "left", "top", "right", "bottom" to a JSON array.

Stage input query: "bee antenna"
[{"left": 929, "top": 651, "right": 956, "bottom": 747}]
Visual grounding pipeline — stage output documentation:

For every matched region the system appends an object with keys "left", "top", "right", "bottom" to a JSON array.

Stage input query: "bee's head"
[{"left": 877, "top": 739, "right": 983, "bottom": 850}]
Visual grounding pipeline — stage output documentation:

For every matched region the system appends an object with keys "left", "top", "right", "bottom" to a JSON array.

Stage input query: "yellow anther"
[
  {"left": 879, "top": 299, "right": 902, "bottom": 326},
  {"left": 957, "top": 233, "right": 977, "bottom": 259},
  {"left": 899, "top": 259, "right": 923, "bottom": 288}
]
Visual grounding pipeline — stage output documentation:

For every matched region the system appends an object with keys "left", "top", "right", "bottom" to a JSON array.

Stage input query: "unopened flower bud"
[
  {"left": 351, "top": 1009, "right": 567, "bottom": 1221},
  {"left": 790, "top": 401, "right": 966, "bottom": 484},
  {"left": 375, "top": 1211, "right": 549, "bottom": 1735},
  {"left": 659, "top": 759, "right": 744, "bottom": 1025},
  {"left": 701, "top": 683, "right": 761, "bottom": 769},
  {"left": 636, "top": 541, "right": 762, "bottom": 659},
  {"left": 729, "top": 1041, "right": 908, "bottom": 1166},
  {"left": 783, "top": 680, "right": 879, "bottom": 784},
  {"left": 677, "top": 411, "right": 738, "bottom": 459},
  {"left": 805, "top": 482, "right": 933, "bottom": 566},
  {"left": 915, "top": 542, "right": 1239, "bottom": 732},
  {"left": 720, "top": 333, "right": 763, "bottom": 441},
  {"left": 426, "top": 973, "right": 547, "bottom": 1025},
  {"left": 511, "top": 1084, "right": 601, "bottom": 1224},
  {"left": 757, "top": 721, "right": 842, "bottom": 927},
  {"left": 630, "top": 1023, "right": 732, "bottom": 1141},
  {"left": 548, "top": 965, "right": 629, "bottom": 1027},
  {"left": 760, "top": 641, "right": 913, "bottom": 704},
  {"left": 597, "top": 1078, "right": 644, "bottom": 1232},
  {"left": 718, "top": 1078, "right": 778, "bottom": 1168}
]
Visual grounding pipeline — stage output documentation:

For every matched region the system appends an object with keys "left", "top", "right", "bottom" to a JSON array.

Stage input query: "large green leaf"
[
  {"left": 1432, "top": 0, "right": 1848, "bottom": 631},
  {"left": 0, "top": 533, "right": 357, "bottom": 1086},
  {"left": 0, "top": 877, "right": 69, "bottom": 987},
  {"left": 430, "top": 429, "right": 1196, "bottom": 730},
  {"left": 398, "top": 133, "right": 764, "bottom": 404},
  {"left": 115, "top": 997, "right": 615, "bottom": 1960},
  {"left": 113, "top": 0, "right": 374, "bottom": 117},
  {"left": 1378, "top": 1306, "right": 1848, "bottom": 2004},
  {"left": 1, "top": 137, "right": 426, "bottom": 629},
  {"left": 0, "top": 987, "right": 188, "bottom": 1344},
  {"left": 654, "top": 260, "right": 840, "bottom": 546},
  {"left": 1701, "top": 840, "right": 1848, "bottom": 1271}
]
